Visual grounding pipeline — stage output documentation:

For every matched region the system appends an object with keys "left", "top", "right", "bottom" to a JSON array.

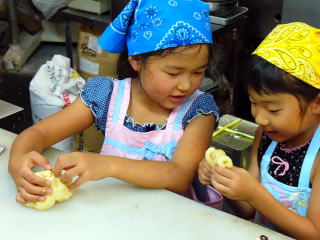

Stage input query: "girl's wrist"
[
  {"left": 247, "top": 183, "right": 273, "bottom": 209},
  {"left": 8, "top": 155, "right": 22, "bottom": 174},
  {"left": 99, "top": 155, "right": 117, "bottom": 179},
  {"left": 246, "top": 181, "right": 266, "bottom": 205}
]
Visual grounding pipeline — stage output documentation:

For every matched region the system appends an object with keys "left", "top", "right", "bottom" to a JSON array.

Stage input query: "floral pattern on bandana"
[
  {"left": 253, "top": 22, "right": 320, "bottom": 89},
  {"left": 98, "top": 0, "right": 212, "bottom": 55},
  {"left": 155, "top": 21, "right": 210, "bottom": 51},
  {"left": 113, "top": 0, "right": 138, "bottom": 34},
  {"left": 168, "top": 0, "right": 178, "bottom": 7}
]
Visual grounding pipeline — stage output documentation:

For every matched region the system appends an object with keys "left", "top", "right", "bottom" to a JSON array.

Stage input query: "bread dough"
[
  {"left": 24, "top": 170, "right": 73, "bottom": 210},
  {"left": 205, "top": 147, "right": 233, "bottom": 168}
]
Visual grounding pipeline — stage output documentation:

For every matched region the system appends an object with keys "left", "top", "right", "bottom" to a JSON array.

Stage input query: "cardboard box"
[
  {"left": 77, "top": 25, "right": 120, "bottom": 79},
  {"left": 73, "top": 124, "right": 104, "bottom": 153},
  {"left": 74, "top": 25, "right": 120, "bottom": 153}
]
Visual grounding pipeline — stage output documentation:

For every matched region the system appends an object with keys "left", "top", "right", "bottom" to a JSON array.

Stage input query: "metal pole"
[
  {"left": 7, "top": 0, "right": 19, "bottom": 45},
  {"left": 65, "top": 22, "right": 74, "bottom": 68}
]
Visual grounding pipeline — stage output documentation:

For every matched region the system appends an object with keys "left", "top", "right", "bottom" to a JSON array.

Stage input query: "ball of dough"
[
  {"left": 205, "top": 147, "right": 233, "bottom": 168},
  {"left": 24, "top": 170, "right": 73, "bottom": 210}
]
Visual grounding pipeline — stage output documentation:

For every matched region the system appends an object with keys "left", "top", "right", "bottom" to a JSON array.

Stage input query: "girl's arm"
[
  {"left": 217, "top": 126, "right": 263, "bottom": 219},
  {"left": 211, "top": 126, "right": 320, "bottom": 239},
  {"left": 8, "top": 98, "right": 94, "bottom": 203},
  {"left": 54, "top": 113, "right": 215, "bottom": 193},
  {"left": 245, "top": 154, "right": 320, "bottom": 240}
]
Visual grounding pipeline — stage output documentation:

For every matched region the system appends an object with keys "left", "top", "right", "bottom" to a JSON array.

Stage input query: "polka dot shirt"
[{"left": 80, "top": 76, "right": 220, "bottom": 133}]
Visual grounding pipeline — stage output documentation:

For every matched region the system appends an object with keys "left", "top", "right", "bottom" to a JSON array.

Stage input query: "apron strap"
[
  {"left": 168, "top": 90, "right": 203, "bottom": 132},
  {"left": 108, "top": 78, "right": 131, "bottom": 124},
  {"left": 261, "top": 140, "right": 277, "bottom": 172},
  {"left": 298, "top": 124, "right": 320, "bottom": 187}
]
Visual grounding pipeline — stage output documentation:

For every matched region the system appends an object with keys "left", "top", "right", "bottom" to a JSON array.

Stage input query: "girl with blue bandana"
[
  {"left": 9, "top": 0, "right": 221, "bottom": 207},
  {"left": 199, "top": 22, "right": 320, "bottom": 239}
]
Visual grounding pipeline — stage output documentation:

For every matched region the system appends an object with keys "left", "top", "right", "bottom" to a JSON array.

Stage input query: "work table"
[{"left": 0, "top": 128, "right": 293, "bottom": 240}]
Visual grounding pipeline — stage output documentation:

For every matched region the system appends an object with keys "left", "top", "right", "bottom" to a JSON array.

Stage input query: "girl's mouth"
[
  {"left": 169, "top": 95, "right": 185, "bottom": 102},
  {"left": 265, "top": 131, "right": 277, "bottom": 137}
]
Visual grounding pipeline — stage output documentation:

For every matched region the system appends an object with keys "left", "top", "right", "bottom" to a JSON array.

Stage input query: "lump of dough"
[
  {"left": 24, "top": 170, "right": 73, "bottom": 210},
  {"left": 205, "top": 147, "right": 233, "bottom": 168}
]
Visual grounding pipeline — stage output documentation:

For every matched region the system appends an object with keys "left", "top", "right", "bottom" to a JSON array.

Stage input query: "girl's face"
[
  {"left": 248, "top": 88, "right": 318, "bottom": 146},
  {"left": 130, "top": 45, "right": 209, "bottom": 110}
]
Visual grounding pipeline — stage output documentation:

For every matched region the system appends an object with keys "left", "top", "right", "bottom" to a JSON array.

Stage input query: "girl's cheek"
[{"left": 251, "top": 105, "right": 257, "bottom": 118}]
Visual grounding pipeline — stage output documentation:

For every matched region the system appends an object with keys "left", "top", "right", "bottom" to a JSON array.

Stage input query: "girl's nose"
[
  {"left": 177, "top": 76, "right": 192, "bottom": 92},
  {"left": 254, "top": 111, "right": 269, "bottom": 126}
]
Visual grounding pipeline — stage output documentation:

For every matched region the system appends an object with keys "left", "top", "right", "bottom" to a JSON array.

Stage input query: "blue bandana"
[{"left": 98, "top": 0, "right": 212, "bottom": 56}]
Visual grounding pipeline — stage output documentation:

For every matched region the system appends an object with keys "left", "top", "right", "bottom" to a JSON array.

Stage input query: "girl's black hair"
[
  {"left": 117, "top": 44, "right": 213, "bottom": 80},
  {"left": 242, "top": 55, "right": 319, "bottom": 103}
]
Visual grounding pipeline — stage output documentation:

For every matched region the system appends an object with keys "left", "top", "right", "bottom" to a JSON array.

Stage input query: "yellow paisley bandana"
[{"left": 253, "top": 22, "right": 320, "bottom": 89}]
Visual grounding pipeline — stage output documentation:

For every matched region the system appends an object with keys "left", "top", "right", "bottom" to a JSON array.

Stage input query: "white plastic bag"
[{"left": 29, "top": 55, "right": 85, "bottom": 153}]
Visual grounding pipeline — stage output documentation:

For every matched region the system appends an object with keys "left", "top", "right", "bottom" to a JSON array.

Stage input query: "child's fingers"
[
  {"left": 20, "top": 177, "right": 50, "bottom": 196},
  {"left": 23, "top": 169, "right": 52, "bottom": 188},
  {"left": 201, "top": 157, "right": 211, "bottom": 169},
  {"left": 68, "top": 175, "right": 86, "bottom": 190},
  {"left": 198, "top": 174, "right": 211, "bottom": 185},
  {"left": 16, "top": 192, "right": 27, "bottom": 204},
  {"left": 18, "top": 186, "right": 46, "bottom": 203},
  {"left": 198, "top": 163, "right": 212, "bottom": 185},
  {"left": 211, "top": 166, "right": 233, "bottom": 186},
  {"left": 198, "top": 159, "right": 211, "bottom": 174},
  {"left": 59, "top": 168, "right": 79, "bottom": 183},
  {"left": 210, "top": 174, "right": 230, "bottom": 195},
  {"left": 29, "top": 152, "right": 52, "bottom": 170},
  {"left": 53, "top": 154, "right": 76, "bottom": 177},
  {"left": 198, "top": 165, "right": 211, "bottom": 178},
  {"left": 232, "top": 166, "right": 249, "bottom": 175},
  {"left": 214, "top": 165, "right": 238, "bottom": 179}
]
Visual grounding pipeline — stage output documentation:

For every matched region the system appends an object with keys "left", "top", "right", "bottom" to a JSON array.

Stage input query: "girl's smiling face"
[
  {"left": 129, "top": 44, "right": 209, "bottom": 110},
  {"left": 248, "top": 88, "right": 319, "bottom": 147}
]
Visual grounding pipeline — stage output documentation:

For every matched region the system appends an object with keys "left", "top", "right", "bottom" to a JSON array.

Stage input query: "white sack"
[{"left": 29, "top": 55, "right": 85, "bottom": 152}]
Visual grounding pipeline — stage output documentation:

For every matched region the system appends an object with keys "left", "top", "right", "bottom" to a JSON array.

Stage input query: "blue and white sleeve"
[
  {"left": 182, "top": 93, "right": 220, "bottom": 129},
  {"left": 80, "top": 76, "right": 114, "bottom": 131}
]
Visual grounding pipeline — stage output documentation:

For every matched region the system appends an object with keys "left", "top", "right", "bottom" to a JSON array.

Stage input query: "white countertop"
[{"left": 0, "top": 128, "right": 293, "bottom": 240}]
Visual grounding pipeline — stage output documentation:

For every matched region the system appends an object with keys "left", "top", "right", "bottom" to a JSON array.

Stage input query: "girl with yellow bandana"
[{"left": 199, "top": 22, "right": 320, "bottom": 239}]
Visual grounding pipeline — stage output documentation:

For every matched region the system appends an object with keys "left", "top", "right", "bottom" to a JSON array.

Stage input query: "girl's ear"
[
  {"left": 311, "top": 93, "right": 320, "bottom": 114},
  {"left": 128, "top": 55, "right": 141, "bottom": 72}
]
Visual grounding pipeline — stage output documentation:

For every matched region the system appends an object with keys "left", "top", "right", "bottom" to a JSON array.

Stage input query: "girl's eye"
[
  {"left": 165, "top": 72, "right": 178, "bottom": 76},
  {"left": 269, "top": 109, "right": 280, "bottom": 113},
  {"left": 195, "top": 72, "right": 203, "bottom": 75}
]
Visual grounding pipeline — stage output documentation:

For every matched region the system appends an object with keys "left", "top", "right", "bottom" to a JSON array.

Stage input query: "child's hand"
[
  {"left": 198, "top": 158, "right": 212, "bottom": 185},
  {"left": 210, "top": 166, "right": 260, "bottom": 202},
  {"left": 9, "top": 151, "right": 52, "bottom": 203},
  {"left": 53, "top": 152, "right": 110, "bottom": 190}
]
